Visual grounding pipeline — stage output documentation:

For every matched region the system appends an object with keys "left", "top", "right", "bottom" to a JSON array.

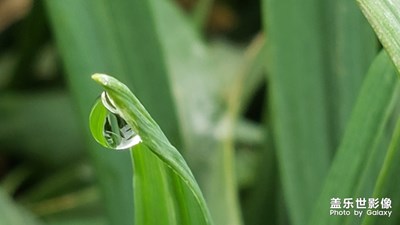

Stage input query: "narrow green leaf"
[
  {"left": 148, "top": 1, "right": 244, "bottom": 224},
  {"left": 309, "top": 51, "right": 399, "bottom": 225},
  {"left": 241, "top": 127, "right": 279, "bottom": 225},
  {"left": 91, "top": 74, "right": 213, "bottom": 225},
  {"left": 361, "top": 117, "right": 400, "bottom": 225},
  {"left": 357, "top": 0, "right": 400, "bottom": 73},
  {"left": 342, "top": 121, "right": 391, "bottom": 225},
  {"left": 89, "top": 98, "right": 109, "bottom": 149},
  {"left": 0, "top": 188, "right": 43, "bottom": 225},
  {"left": 132, "top": 145, "right": 208, "bottom": 225},
  {"left": 262, "top": 0, "right": 331, "bottom": 224},
  {"left": 324, "top": 0, "right": 377, "bottom": 145},
  {"left": 45, "top": 0, "right": 182, "bottom": 224},
  {"left": 224, "top": 33, "right": 267, "bottom": 115}
]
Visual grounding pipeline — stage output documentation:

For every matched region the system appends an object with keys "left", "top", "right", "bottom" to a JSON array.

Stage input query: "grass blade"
[
  {"left": 45, "top": 1, "right": 181, "bottom": 224},
  {"left": 361, "top": 117, "right": 400, "bottom": 225},
  {"left": 91, "top": 74, "right": 213, "bottom": 225},
  {"left": 241, "top": 128, "right": 278, "bottom": 225},
  {"left": 324, "top": 0, "right": 377, "bottom": 145},
  {"left": 132, "top": 145, "right": 209, "bottom": 225},
  {"left": 0, "top": 188, "right": 43, "bottom": 225},
  {"left": 148, "top": 2, "right": 244, "bottom": 224},
  {"left": 309, "top": 51, "right": 399, "bottom": 225},
  {"left": 357, "top": 0, "right": 400, "bottom": 73},
  {"left": 262, "top": 0, "right": 331, "bottom": 224}
]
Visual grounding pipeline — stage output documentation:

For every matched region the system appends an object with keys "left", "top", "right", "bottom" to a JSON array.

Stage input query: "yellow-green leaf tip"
[{"left": 92, "top": 73, "right": 113, "bottom": 86}]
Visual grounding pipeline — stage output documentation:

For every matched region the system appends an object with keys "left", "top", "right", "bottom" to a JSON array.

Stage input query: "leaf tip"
[{"left": 92, "top": 73, "right": 113, "bottom": 86}]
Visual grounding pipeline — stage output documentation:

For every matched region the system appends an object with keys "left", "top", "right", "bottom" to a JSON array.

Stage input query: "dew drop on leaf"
[
  {"left": 89, "top": 91, "right": 142, "bottom": 150},
  {"left": 101, "top": 91, "right": 118, "bottom": 114}
]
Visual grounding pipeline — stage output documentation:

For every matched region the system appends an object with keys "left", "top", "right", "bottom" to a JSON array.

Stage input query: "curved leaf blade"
[
  {"left": 0, "top": 188, "right": 42, "bottom": 225},
  {"left": 45, "top": 0, "right": 183, "bottom": 223},
  {"left": 262, "top": 0, "right": 331, "bottom": 224},
  {"left": 357, "top": 0, "right": 400, "bottom": 73},
  {"left": 91, "top": 74, "right": 213, "bottom": 225},
  {"left": 309, "top": 51, "right": 399, "bottom": 225}
]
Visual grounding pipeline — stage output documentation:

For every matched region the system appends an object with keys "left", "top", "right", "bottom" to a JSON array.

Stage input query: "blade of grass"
[
  {"left": 341, "top": 104, "right": 399, "bottom": 225},
  {"left": 309, "top": 51, "right": 399, "bottom": 225},
  {"left": 223, "top": 33, "right": 267, "bottom": 115},
  {"left": 241, "top": 127, "right": 278, "bottom": 225},
  {"left": 361, "top": 116, "right": 400, "bottom": 225},
  {"left": 45, "top": 1, "right": 181, "bottom": 224},
  {"left": 92, "top": 74, "right": 213, "bottom": 225},
  {"left": 322, "top": 3, "right": 381, "bottom": 219},
  {"left": 148, "top": 1, "right": 245, "bottom": 224},
  {"left": 262, "top": 0, "right": 331, "bottom": 224},
  {"left": 357, "top": 0, "right": 400, "bottom": 73},
  {"left": 150, "top": 3, "right": 267, "bottom": 224},
  {"left": 324, "top": 0, "right": 377, "bottom": 146},
  {"left": 132, "top": 145, "right": 210, "bottom": 225},
  {"left": 44, "top": 0, "right": 181, "bottom": 143},
  {"left": 0, "top": 188, "right": 43, "bottom": 225},
  {"left": 212, "top": 33, "right": 267, "bottom": 225}
]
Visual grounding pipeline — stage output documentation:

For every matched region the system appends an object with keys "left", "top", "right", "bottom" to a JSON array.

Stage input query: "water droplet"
[
  {"left": 89, "top": 91, "right": 142, "bottom": 150},
  {"left": 101, "top": 91, "right": 118, "bottom": 114}
]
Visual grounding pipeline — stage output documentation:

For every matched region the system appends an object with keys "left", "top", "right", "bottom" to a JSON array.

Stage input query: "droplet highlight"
[
  {"left": 89, "top": 91, "right": 142, "bottom": 150},
  {"left": 101, "top": 91, "right": 118, "bottom": 114}
]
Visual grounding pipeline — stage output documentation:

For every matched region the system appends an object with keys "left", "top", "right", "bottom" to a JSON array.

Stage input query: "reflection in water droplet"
[
  {"left": 90, "top": 91, "right": 142, "bottom": 150},
  {"left": 101, "top": 91, "right": 118, "bottom": 114},
  {"left": 103, "top": 110, "right": 142, "bottom": 150}
]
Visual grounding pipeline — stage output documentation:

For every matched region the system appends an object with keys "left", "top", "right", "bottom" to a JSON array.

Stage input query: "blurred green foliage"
[{"left": 0, "top": 0, "right": 399, "bottom": 225}]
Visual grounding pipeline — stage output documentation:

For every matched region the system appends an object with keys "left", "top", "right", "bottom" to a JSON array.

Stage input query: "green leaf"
[
  {"left": 0, "top": 188, "right": 43, "bottom": 225},
  {"left": 45, "top": 1, "right": 182, "bottom": 224},
  {"left": 89, "top": 99, "right": 109, "bottom": 149},
  {"left": 324, "top": 0, "right": 377, "bottom": 146},
  {"left": 241, "top": 126, "right": 279, "bottom": 225},
  {"left": 91, "top": 74, "right": 213, "bottom": 225},
  {"left": 357, "top": 0, "right": 400, "bottom": 73},
  {"left": 148, "top": 2, "right": 247, "bottom": 224},
  {"left": 361, "top": 117, "right": 400, "bottom": 225},
  {"left": 262, "top": 0, "right": 331, "bottom": 224},
  {"left": 309, "top": 51, "right": 399, "bottom": 225}
]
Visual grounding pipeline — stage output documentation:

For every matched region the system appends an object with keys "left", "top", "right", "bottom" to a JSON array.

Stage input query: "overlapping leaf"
[{"left": 91, "top": 74, "right": 213, "bottom": 225}]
